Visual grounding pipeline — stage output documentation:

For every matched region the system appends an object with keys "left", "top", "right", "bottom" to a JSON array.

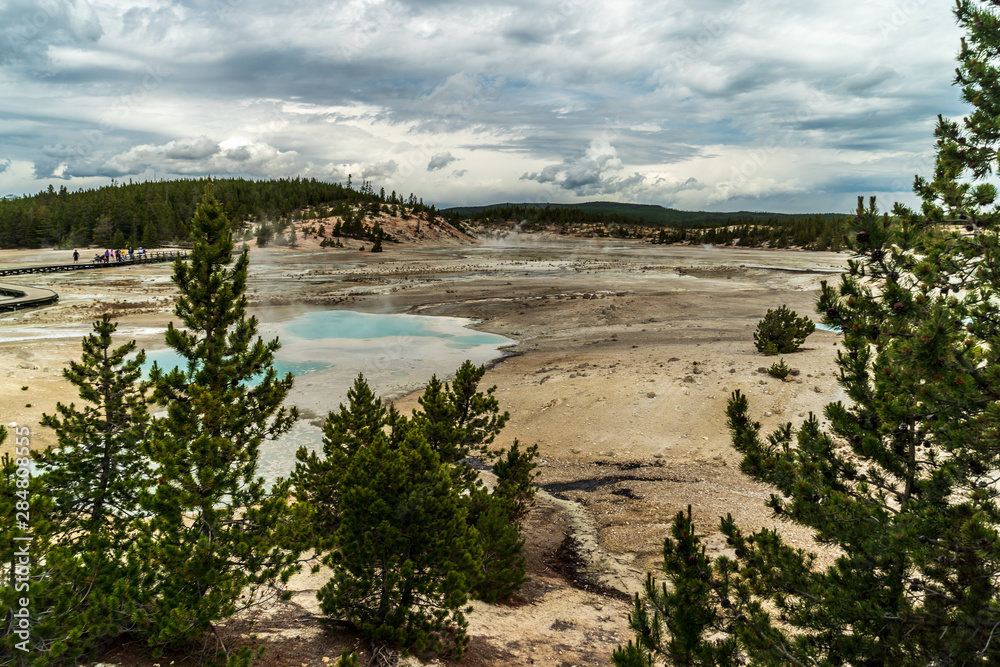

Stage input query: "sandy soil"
[{"left": 0, "top": 228, "right": 851, "bottom": 666}]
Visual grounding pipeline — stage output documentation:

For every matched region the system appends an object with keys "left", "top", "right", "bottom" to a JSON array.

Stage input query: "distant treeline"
[
  {"left": 446, "top": 200, "right": 845, "bottom": 227},
  {"left": 0, "top": 177, "right": 438, "bottom": 249},
  {"left": 453, "top": 201, "right": 850, "bottom": 251},
  {"left": 654, "top": 215, "right": 850, "bottom": 251},
  {"left": 454, "top": 203, "right": 639, "bottom": 227}
]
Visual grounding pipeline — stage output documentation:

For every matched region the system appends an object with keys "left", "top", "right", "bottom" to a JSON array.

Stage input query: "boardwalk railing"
[
  {"left": 0, "top": 250, "right": 188, "bottom": 278},
  {"left": 0, "top": 250, "right": 188, "bottom": 312}
]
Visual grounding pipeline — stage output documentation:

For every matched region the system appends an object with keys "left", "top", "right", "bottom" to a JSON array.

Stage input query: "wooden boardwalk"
[{"left": 0, "top": 250, "right": 187, "bottom": 312}]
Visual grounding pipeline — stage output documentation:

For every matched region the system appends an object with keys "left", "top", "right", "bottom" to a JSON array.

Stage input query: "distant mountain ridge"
[{"left": 444, "top": 201, "right": 843, "bottom": 226}]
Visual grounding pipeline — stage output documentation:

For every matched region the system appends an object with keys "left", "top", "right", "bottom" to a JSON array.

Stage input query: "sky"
[{"left": 0, "top": 0, "right": 970, "bottom": 213}]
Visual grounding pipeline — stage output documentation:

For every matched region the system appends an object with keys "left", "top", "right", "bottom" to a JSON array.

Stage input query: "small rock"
[
  {"left": 647, "top": 391, "right": 656, "bottom": 398},
  {"left": 814, "top": 386, "right": 823, "bottom": 393},
  {"left": 758, "top": 367, "right": 767, "bottom": 373}
]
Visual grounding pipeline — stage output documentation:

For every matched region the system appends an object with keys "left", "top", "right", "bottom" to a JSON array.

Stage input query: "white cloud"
[{"left": 0, "top": 0, "right": 969, "bottom": 211}]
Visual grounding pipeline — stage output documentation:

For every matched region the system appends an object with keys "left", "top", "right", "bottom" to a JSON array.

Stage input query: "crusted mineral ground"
[{"left": 0, "top": 232, "right": 849, "bottom": 666}]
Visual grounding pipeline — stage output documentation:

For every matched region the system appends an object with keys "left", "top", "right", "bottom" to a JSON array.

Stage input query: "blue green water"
[
  {"left": 141, "top": 350, "right": 329, "bottom": 380},
  {"left": 284, "top": 310, "right": 506, "bottom": 346},
  {"left": 140, "top": 309, "right": 514, "bottom": 488},
  {"left": 141, "top": 310, "right": 511, "bottom": 380}
]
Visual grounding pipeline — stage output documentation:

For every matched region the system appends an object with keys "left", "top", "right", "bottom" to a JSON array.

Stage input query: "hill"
[
  {"left": 0, "top": 177, "right": 442, "bottom": 250},
  {"left": 444, "top": 201, "right": 843, "bottom": 227}
]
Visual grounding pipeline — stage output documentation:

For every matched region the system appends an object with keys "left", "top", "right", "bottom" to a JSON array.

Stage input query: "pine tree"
[
  {"left": 38, "top": 315, "right": 150, "bottom": 544},
  {"left": 412, "top": 361, "right": 509, "bottom": 468},
  {"left": 612, "top": 507, "right": 739, "bottom": 667},
  {"left": 26, "top": 315, "right": 152, "bottom": 660},
  {"left": 465, "top": 440, "right": 538, "bottom": 602},
  {"left": 318, "top": 429, "right": 481, "bottom": 658},
  {"left": 615, "top": 3, "right": 1000, "bottom": 663},
  {"left": 137, "top": 188, "right": 300, "bottom": 660},
  {"left": 295, "top": 366, "right": 534, "bottom": 651},
  {"left": 491, "top": 440, "right": 539, "bottom": 524},
  {"left": 752, "top": 304, "right": 814, "bottom": 355},
  {"left": 291, "top": 373, "right": 393, "bottom": 551},
  {"left": 470, "top": 493, "right": 525, "bottom": 604}
]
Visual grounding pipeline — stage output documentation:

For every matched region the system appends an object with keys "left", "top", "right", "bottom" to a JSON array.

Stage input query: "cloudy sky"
[{"left": 0, "top": 0, "right": 969, "bottom": 213}]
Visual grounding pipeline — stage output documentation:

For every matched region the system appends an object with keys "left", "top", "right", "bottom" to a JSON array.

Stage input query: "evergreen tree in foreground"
[
  {"left": 21, "top": 315, "right": 152, "bottom": 662},
  {"left": 38, "top": 315, "right": 150, "bottom": 548},
  {"left": 293, "top": 366, "right": 536, "bottom": 656},
  {"left": 612, "top": 507, "right": 738, "bottom": 667},
  {"left": 291, "top": 373, "right": 393, "bottom": 553},
  {"left": 318, "top": 428, "right": 481, "bottom": 658},
  {"left": 138, "top": 188, "right": 300, "bottom": 663},
  {"left": 614, "top": 2, "right": 1000, "bottom": 663}
]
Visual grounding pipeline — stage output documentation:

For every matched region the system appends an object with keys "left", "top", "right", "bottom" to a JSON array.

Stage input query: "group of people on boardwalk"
[{"left": 74, "top": 247, "right": 147, "bottom": 264}]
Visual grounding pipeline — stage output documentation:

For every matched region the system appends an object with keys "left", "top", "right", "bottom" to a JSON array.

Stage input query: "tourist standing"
[{"left": 72, "top": 249, "right": 79, "bottom": 263}]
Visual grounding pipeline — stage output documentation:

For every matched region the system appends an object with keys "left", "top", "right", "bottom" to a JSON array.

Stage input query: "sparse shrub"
[
  {"left": 767, "top": 358, "right": 792, "bottom": 379},
  {"left": 336, "top": 650, "right": 361, "bottom": 667},
  {"left": 754, "top": 305, "right": 815, "bottom": 355}
]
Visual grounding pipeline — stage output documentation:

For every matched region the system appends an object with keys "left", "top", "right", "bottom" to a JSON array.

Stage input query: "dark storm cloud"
[{"left": 0, "top": 0, "right": 103, "bottom": 66}]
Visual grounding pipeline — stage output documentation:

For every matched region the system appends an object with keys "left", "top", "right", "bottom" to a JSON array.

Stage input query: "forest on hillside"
[
  {"left": 454, "top": 201, "right": 851, "bottom": 250},
  {"left": 0, "top": 178, "right": 436, "bottom": 249},
  {"left": 452, "top": 202, "right": 639, "bottom": 228},
  {"left": 653, "top": 214, "right": 850, "bottom": 251}
]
